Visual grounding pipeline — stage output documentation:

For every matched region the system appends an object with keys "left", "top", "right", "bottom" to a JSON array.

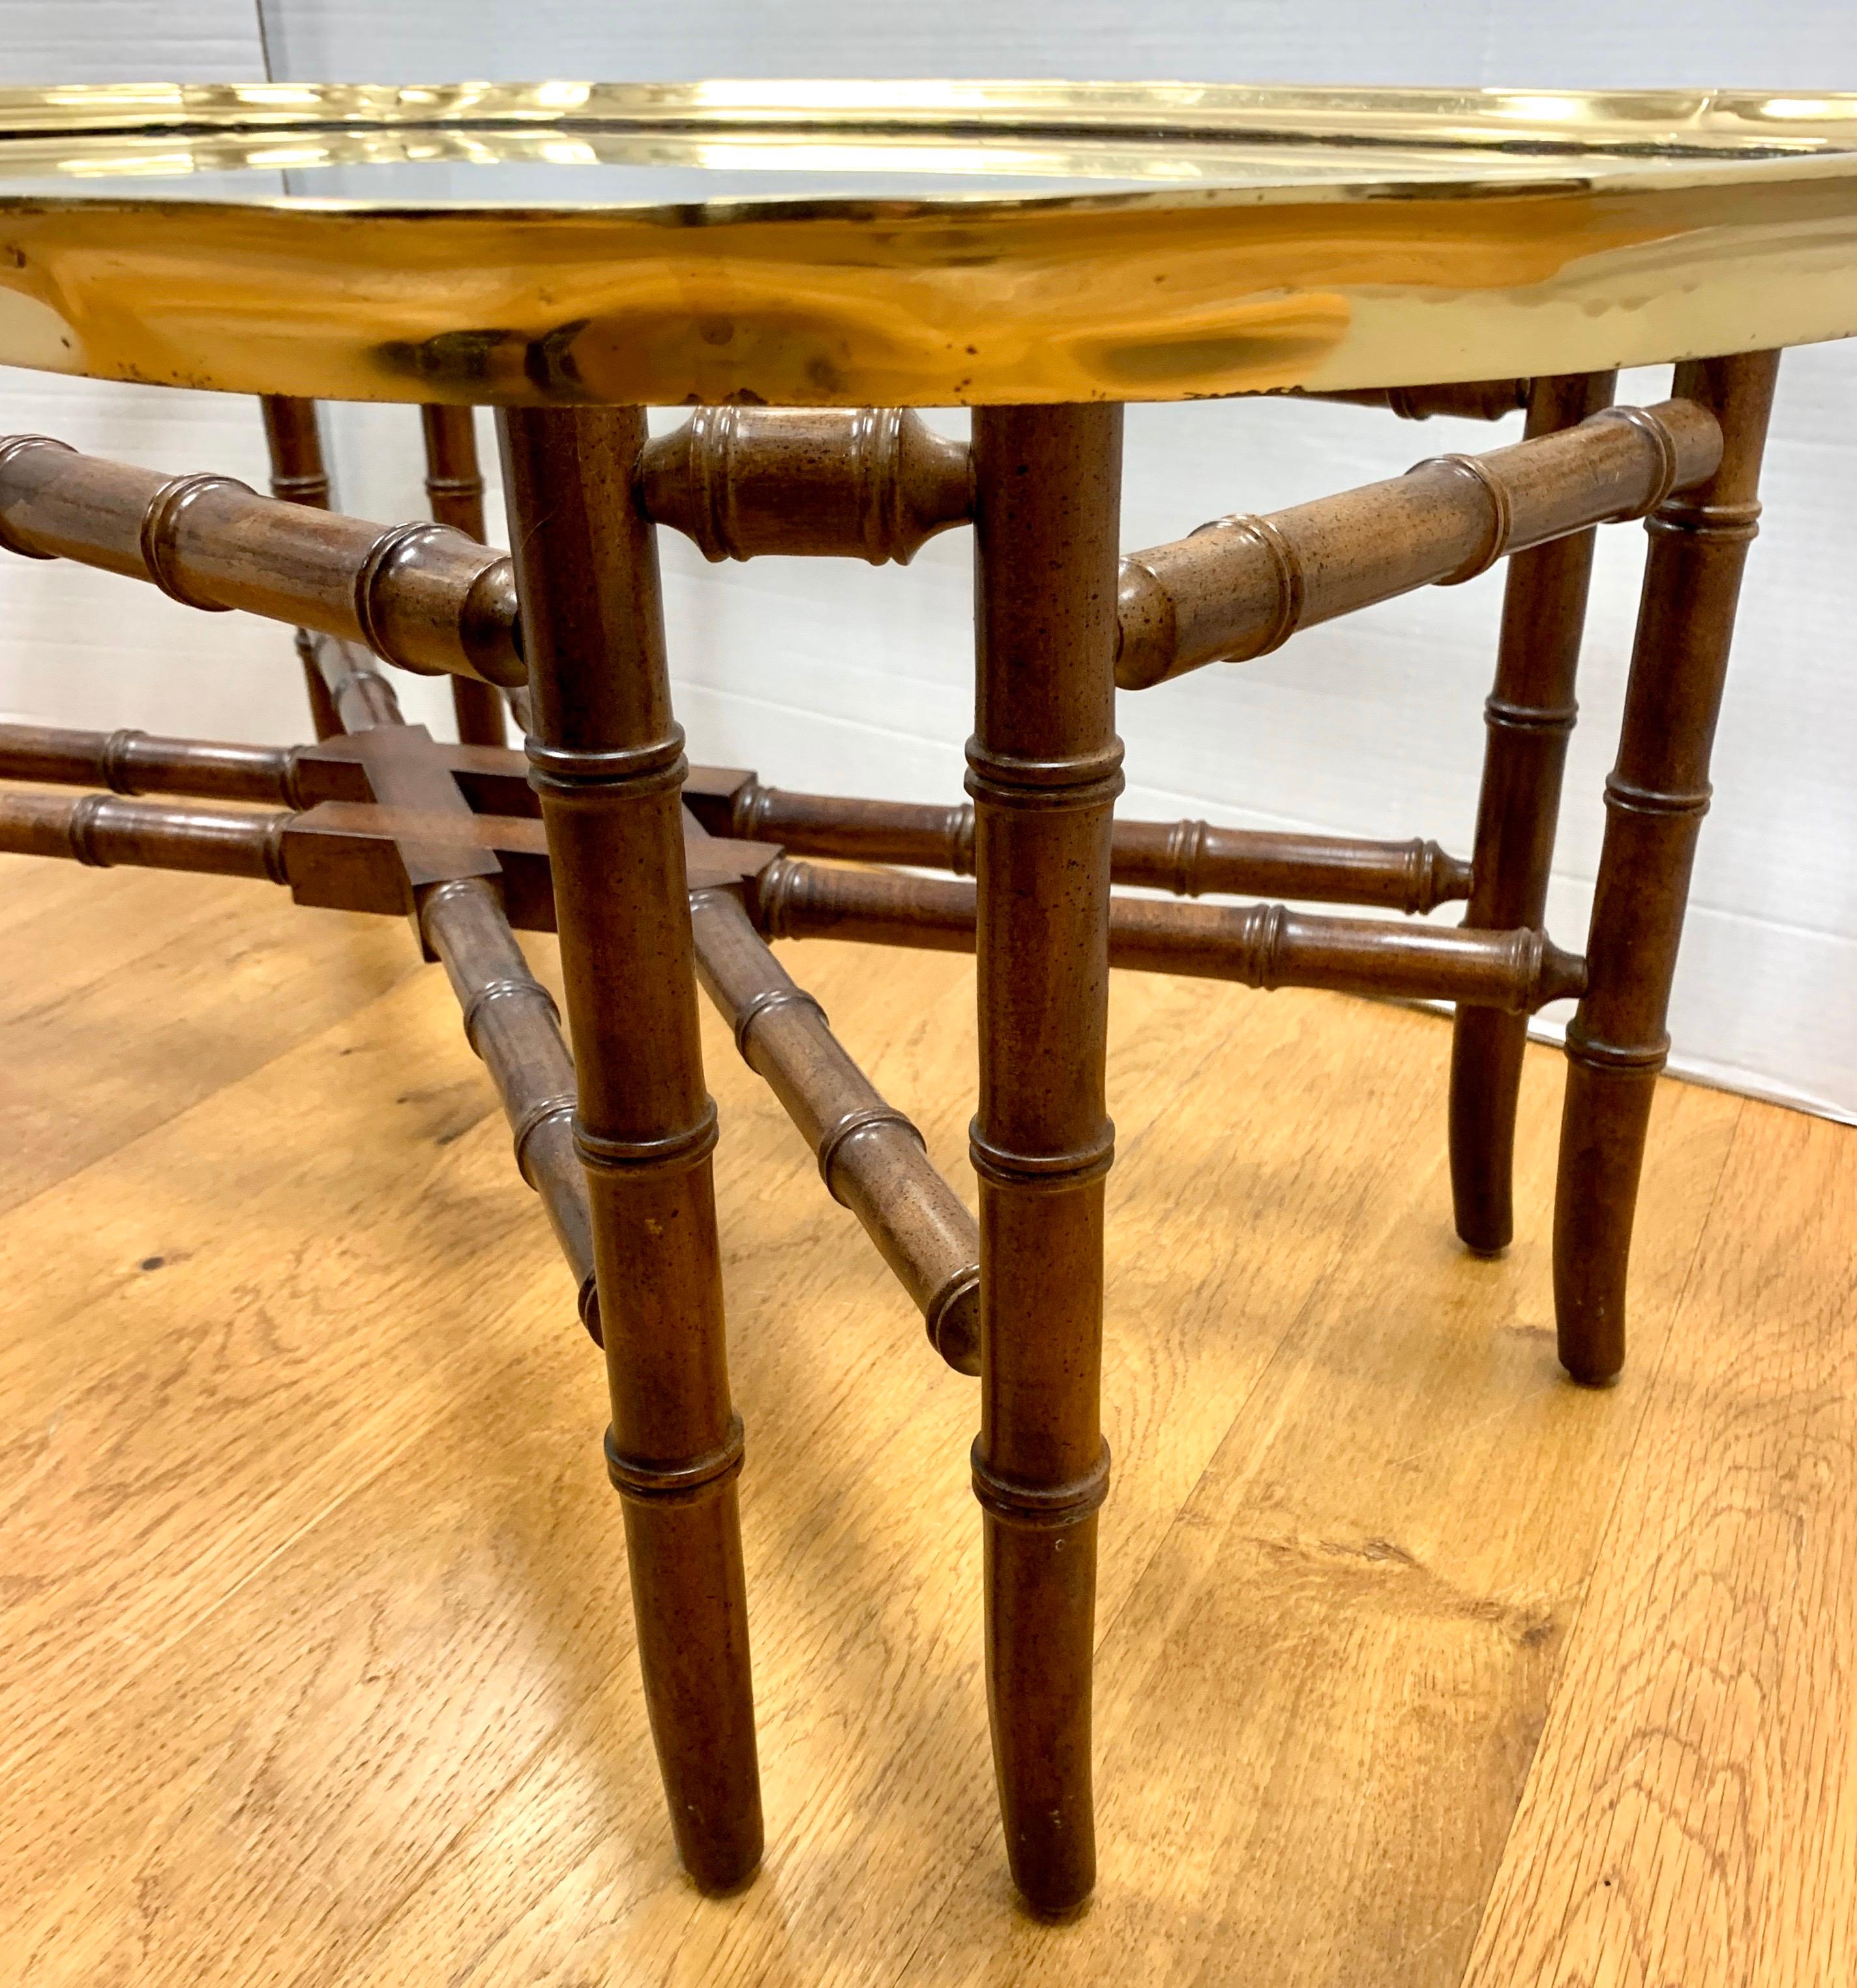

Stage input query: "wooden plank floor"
[{"left": 3, "top": 853, "right": 1849, "bottom": 1987}]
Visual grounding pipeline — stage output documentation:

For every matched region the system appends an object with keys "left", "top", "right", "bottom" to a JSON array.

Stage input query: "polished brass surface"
[{"left": 3, "top": 82, "right": 1856, "bottom": 405}]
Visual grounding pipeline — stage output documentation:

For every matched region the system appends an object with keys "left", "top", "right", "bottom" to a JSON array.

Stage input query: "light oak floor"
[{"left": 3, "top": 853, "right": 1850, "bottom": 1987}]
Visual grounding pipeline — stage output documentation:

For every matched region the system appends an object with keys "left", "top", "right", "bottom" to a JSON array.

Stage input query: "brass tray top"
[{"left": 3, "top": 80, "right": 1857, "bottom": 406}]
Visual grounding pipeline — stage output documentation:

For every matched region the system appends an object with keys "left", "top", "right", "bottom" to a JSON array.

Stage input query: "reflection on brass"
[{"left": 1, "top": 82, "right": 1856, "bottom": 404}]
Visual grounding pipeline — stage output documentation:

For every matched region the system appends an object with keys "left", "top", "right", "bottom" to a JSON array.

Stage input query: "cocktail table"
[{"left": 2, "top": 81, "right": 1852, "bottom": 1915}]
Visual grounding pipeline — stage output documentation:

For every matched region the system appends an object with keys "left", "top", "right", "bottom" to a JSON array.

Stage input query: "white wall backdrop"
[{"left": 4, "top": 2, "right": 1857, "bottom": 1117}]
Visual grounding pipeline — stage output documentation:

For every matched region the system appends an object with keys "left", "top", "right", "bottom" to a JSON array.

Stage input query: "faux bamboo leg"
[
  {"left": 497, "top": 404, "right": 762, "bottom": 1892},
  {"left": 722, "top": 779, "right": 1472, "bottom": 914},
  {"left": 1554, "top": 351, "right": 1780, "bottom": 1384},
  {"left": 420, "top": 406, "right": 511, "bottom": 749},
  {"left": 1449, "top": 370, "right": 1616, "bottom": 1253},
  {"left": 689, "top": 885, "right": 981, "bottom": 1372},
  {"left": 750, "top": 857, "right": 1582, "bottom": 1011},
  {"left": 968, "top": 403, "right": 1122, "bottom": 1916},
  {"left": 258, "top": 395, "right": 343, "bottom": 740},
  {"left": 419, "top": 875, "right": 599, "bottom": 1340}
]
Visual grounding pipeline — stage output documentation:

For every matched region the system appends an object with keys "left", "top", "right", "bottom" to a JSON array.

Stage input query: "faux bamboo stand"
[{"left": 0, "top": 80, "right": 1844, "bottom": 1918}]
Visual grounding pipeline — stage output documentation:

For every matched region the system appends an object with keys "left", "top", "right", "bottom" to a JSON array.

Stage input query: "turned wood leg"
[
  {"left": 968, "top": 404, "right": 1123, "bottom": 1915},
  {"left": 419, "top": 405, "right": 511, "bottom": 749},
  {"left": 1449, "top": 371, "right": 1615, "bottom": 1253},
  {"left": 497, "top": 404, "right": 762, "bottom": 1892},
  {"left": 257, "top": 394, "right": 343, "bottom": 741},
  {"left": 1554, "top": 351, "right": 1780, "bottom": 1383},
  {"left": 449, "top": 666, "right": 513, "bottom": 747}
]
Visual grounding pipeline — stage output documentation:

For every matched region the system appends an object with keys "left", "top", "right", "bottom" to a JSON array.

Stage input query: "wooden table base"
[{"left": 0, "top": 357, "right": 1776, "bottom": 1910}]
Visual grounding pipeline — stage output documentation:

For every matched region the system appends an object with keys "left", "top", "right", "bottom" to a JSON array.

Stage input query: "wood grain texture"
[
  {"left": 0, "top": 960, "right": 544, "bottom": 1803},
  {"left": 1, "top": 861, "right": 1846, "bottom": 1985},
  {"left": 896, "top": 1046, "right": 1740, "bottom": 1988},
  {"left": 1461, "top": 1103, "right": 1857, "bottom": 1988},
  {"left": 0, "top": 847, "right": 415, "bottom": 1217}
]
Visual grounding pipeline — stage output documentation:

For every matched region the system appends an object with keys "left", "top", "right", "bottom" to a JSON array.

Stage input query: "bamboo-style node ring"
[
  {"left": 850, "top": 406, "right": 907, "bottom": 564},
  {"left": 1419, "top": 453, "right": 1515, "bottom": 584},
  {"left": 1166, "top": 816, "right": 1210, "bottom": 896},
  {"left": 816, "top": 1104, "right": 925, "bottom": 1199},
  {"left": 99, "top": 728, "right": 150, "bottom": 794},
  {"left": 1651, "top": 495, "right": 1763, "bottom": 541},
  {"left": 0, "top": 435, "right": 72, "bottom": 557},
  {"left": 729, "top": 982, "right": 829, "bottom": 1060},
  {"left": 509, "top": 1093, "right": 577, "bottom": 1187},
  {"left": 574, "top": 1099, "right": 721, "bottom": 1175},
  {"left": 604, "top": 1413, "right": 747, "bottom": 1504},
  {"left": 63, "top": 792, "right": 110, "bottom": 867},
  {"left": 525, "top": 733, "right": 688, "bottom": 791},
  {"left": 1247, "top": 902, "right": 1289, "bottom": 990},
  {"left": 925, "top": 1266, "right": 983, "bottom": 1376},
  {"left": 1562, "top": 1024, "right": 1674, "bottom": 1073},
  {"left": 685, "top": 406, "right": 738, "bottom": 561},
  {"left": 963, "top": 737, "right": 1126, "bottom": 812},
  {"left": 1485, "top": 695, "right": 1579, "bottom": 735},
  {"left": 971, "top": 1437, "right": 1112, "bottom": 1528},
  {"left": 968, "top": 1118, "right": 1116, "bottom": 1191},
  {"left": 1590, "top": 404, "right": 1683, "bottom": 517},
  {"left": 353, "top": 520, "right": 464, "bottom": 671},
  {"left": 140, "top": 473, "right": 246, "bottom": 611},
  {"left": 1604, "top": 773, "right": 1714, "bottom": 818},
  {"left": 1193, "top": 512, "right": 1305, "bottom": 655},
  {"left": 460, "top": 974, "right": 561, "bottom": 1052}
]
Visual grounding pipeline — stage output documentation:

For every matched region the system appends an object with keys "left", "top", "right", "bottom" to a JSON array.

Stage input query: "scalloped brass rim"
[{"left": 3, "top": 82, "right": 1856, "bottom": 406}]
